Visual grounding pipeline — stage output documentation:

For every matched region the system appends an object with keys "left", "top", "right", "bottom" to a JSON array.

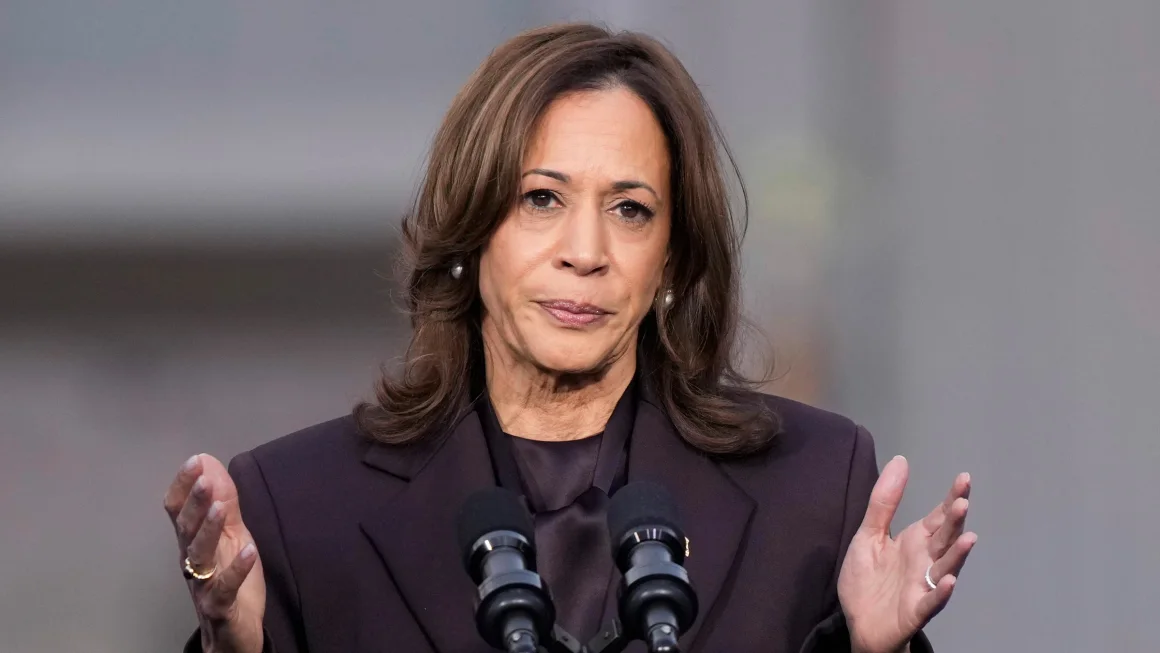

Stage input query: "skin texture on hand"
[
  {"left": 164, "top": 453, "right": 266, "bottom": 653},
  {"left": 839, "top": 456, "right": 976, "bottom": 653}
]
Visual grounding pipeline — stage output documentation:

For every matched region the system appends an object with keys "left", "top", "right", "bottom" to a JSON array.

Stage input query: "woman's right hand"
[{"left": 164, "top": 454, "right": 266, "bottom": 653}]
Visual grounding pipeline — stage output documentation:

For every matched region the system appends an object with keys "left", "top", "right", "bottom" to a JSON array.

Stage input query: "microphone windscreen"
[
  {"left": 607, "top": 481, "right": 683, "bottom": 546},
  {"left": 456, "top": 486, "right": 535, "bottom": 566}
]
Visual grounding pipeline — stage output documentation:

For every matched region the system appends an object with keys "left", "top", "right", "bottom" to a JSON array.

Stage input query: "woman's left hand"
[{"left": 837, "top": 456, "right": 976, "bottom": 653}]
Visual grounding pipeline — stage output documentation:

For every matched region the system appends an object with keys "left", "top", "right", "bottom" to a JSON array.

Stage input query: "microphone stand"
[{"left": 537, "top": 619, "right": 632, "bottom": 653}]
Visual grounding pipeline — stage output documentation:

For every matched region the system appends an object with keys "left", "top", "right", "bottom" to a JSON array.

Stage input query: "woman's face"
[{"left": 479, "top": 87, "right": 672, "bottom": 376}]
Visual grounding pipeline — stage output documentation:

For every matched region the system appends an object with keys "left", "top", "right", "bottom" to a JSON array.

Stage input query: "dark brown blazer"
[{"left": 184, "top": 392, "right": 932, "bottom": 652}]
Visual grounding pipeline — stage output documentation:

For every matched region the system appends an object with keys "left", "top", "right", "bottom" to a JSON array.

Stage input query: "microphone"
[
  {"left": 607, "top": 482, "right": 698, "bottom": 653},
  {"left": 457, "top": 487, "right": 555, "bottom": 653}
]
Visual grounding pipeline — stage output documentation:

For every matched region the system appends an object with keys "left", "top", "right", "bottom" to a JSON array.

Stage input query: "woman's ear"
[{"left": 658, "top": 251, "right": 672, "bottom": 296}]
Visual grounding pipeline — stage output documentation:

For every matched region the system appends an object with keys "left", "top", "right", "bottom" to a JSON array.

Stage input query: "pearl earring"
[
  {"left": 450, "top": 262, "right": 465, "bottom": 280},
  {"left": 662, "top": 289, "right": 675, "bottom": 308}
]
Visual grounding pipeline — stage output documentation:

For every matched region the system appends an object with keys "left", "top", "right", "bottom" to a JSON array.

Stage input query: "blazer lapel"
[
  {"left": 626, "top": 398, "right": 756, "bottom": 651},
  {"left": 355, "top": 389, "right": 755, "bottom": 652},
  {"left": 359, "top": 411, "right": 497, "bottom": 653}
]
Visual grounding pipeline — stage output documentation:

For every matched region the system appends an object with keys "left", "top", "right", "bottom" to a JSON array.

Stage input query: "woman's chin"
[
  {"left": 533, "top": 356, "right": 608, "bottom": 376},
  {"left": 515, "top": 323, "right": 633, "bottom": 376},
  {"left": 526, "top": 343, "right": 616, "bottom": 377}
]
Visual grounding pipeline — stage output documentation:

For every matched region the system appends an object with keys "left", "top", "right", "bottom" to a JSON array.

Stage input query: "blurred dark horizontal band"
[
  {"left": 0, "top": 201, "right": 405, "bottom": 250},
  {"left": 0, "top": 238, "right": 403, "bottom": 322}
]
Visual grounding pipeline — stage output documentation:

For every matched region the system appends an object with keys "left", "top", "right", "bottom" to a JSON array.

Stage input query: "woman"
[{"left": 163, "top": 23, "right": 975, "bottom": 653}]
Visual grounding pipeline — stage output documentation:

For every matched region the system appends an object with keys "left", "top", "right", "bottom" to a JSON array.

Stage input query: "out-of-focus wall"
[
  {"left": 1, "top": 2, "right": 1157, "bottom": 652},
  {"left": 826, "top": 4, "right": 1160, "bottom": 650}
]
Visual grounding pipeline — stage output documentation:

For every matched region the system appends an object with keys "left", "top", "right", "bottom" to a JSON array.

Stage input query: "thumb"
[{"left": 859, "top": 455, "right": 909, "bottom": 535}]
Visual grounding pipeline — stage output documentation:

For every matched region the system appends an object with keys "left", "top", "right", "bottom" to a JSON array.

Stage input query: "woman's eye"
[
  {"left": 615, "top": 200, "right": 654, "bottom": 221},
  {"left": 524, "top": 190, "right": 557, "bottom": 209}
]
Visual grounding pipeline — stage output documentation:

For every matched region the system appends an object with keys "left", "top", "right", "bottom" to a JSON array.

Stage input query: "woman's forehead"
[{"left": 522, "top": 89, "right": 670, "bottom": 188}]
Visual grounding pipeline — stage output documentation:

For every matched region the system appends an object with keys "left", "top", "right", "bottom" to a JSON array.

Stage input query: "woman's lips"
[{"left": 536, "top": 300, "right": 611, "bottom": 327}]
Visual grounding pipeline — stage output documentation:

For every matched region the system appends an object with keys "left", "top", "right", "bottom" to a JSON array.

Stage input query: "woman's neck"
[{"left": 484, "top": 346, "right": 635, "bottom": 442}]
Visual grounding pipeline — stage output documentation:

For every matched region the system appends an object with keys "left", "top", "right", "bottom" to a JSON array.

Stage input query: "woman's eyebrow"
[
  {"left": 522, "top": 168, "right": 570, "bottom": 183},
  {"left": 611, "top": 180, "right": 660, "bottom": 203}
]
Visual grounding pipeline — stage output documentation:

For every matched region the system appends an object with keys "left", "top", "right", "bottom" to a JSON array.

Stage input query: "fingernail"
[
  {"left": 207, "top": 501, "right": 223, "bottom": 522},
  {"left": 240, "top": 543, "right": 257, "bottom": 560},
  {"left": 192, "top": 476, "right": 207, "bottom": 496},
  {"left": 182, "top": 455, "right": 198, "bottom": 472},
  {"left": 893, "top": 455, "right": 906, "bottom": 463}
]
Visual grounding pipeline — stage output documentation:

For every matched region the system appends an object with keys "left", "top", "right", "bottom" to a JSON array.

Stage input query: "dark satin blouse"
[{"left": 477, "top": 384, "right": 635, "bottom": 642}]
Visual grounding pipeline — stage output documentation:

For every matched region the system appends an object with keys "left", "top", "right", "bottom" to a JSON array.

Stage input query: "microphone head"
[
  {"left": 608, "top": 482, "right": 699, "bottom": 639},
  {"left": 456, "top": 486, "right": 535, "bottom": 572},
  {"left": 607, "top": 481, "right": 684, "bottom": 556}
]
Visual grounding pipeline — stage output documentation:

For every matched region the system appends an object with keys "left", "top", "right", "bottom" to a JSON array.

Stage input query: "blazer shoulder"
[
  {"left": 760, "top": 393, "right": 863, "bottom": 445},
  {"left": 252, "top": 413, "right": 363, "bottom": 460},
  {"left": 723, "top": 392, "right": 873, "bottom": 484},
  {"left": 230, "top": 414, "right": 371, "bottom": 489}
]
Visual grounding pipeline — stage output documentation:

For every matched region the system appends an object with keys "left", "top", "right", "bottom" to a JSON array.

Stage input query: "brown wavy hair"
[{"left": 355, "top": 23, "right": 777, "bottom": 456}]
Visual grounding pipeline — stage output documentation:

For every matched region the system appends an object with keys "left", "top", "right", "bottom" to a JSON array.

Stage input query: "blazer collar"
[{"left": 359, "top": 388, "right": 755, "bottom": 653}]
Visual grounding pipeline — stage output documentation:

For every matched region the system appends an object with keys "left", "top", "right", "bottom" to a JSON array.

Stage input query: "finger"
[
  {"left": 198, "top": 543, "right": 259, "bottom": 620},
  {"left": 859, "top": 455, "right": 909, "bottom": 535},
  {"left": 920, "top": 472, "right": 970, "bottom": 534},
  {"left": 915, "top": 573, "right": 957, "bottom": 625},
  {"left": 195, "top": 454, "right": 237, "bottom": 495},
  {"left": 195, "top": 455, "right": 242, "bottom": 527},
  {"left": 173, "top": 475, "right": 216, "bottom": 549},
  {"left": 929, "top": 497, "right": 969, "bottom": 558},
  {"left": 163, "top": 454, "right": 204, "bottom": 520},
  {"left": 185, "top": 500, "right": 227, "bottom": 572},
  {"left": 930, "top": 532, "right": 977, "bottom": 581}
]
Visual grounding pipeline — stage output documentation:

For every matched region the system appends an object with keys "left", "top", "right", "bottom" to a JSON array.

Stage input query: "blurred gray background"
[{"left": 2, "top": 1, "right": 1157, "bottom": 651}]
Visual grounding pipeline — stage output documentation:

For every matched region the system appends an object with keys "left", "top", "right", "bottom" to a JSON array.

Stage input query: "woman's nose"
[{"left": 554, "top": 207, "right": 609, "bottom": 276}]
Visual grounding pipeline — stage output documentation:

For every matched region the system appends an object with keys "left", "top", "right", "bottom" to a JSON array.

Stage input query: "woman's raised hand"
[
  {"left": 164, "top": 454, "right": 266, "bottom": 653},
  {"left": 837, "top": 456, "right": 976, "bottom": 653}
]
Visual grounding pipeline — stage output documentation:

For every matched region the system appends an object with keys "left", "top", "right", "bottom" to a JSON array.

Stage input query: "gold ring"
[{"left": 183, "top": 556, "right": 217, "bottom": 581}]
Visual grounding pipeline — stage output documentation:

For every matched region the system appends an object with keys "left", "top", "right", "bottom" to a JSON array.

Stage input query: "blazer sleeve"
[
  {"left": 797, "top": 425, "right": 933, "bottom": 653},
  {"left": 183, "top": 450, "right": 306, "bottom": 653}
]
